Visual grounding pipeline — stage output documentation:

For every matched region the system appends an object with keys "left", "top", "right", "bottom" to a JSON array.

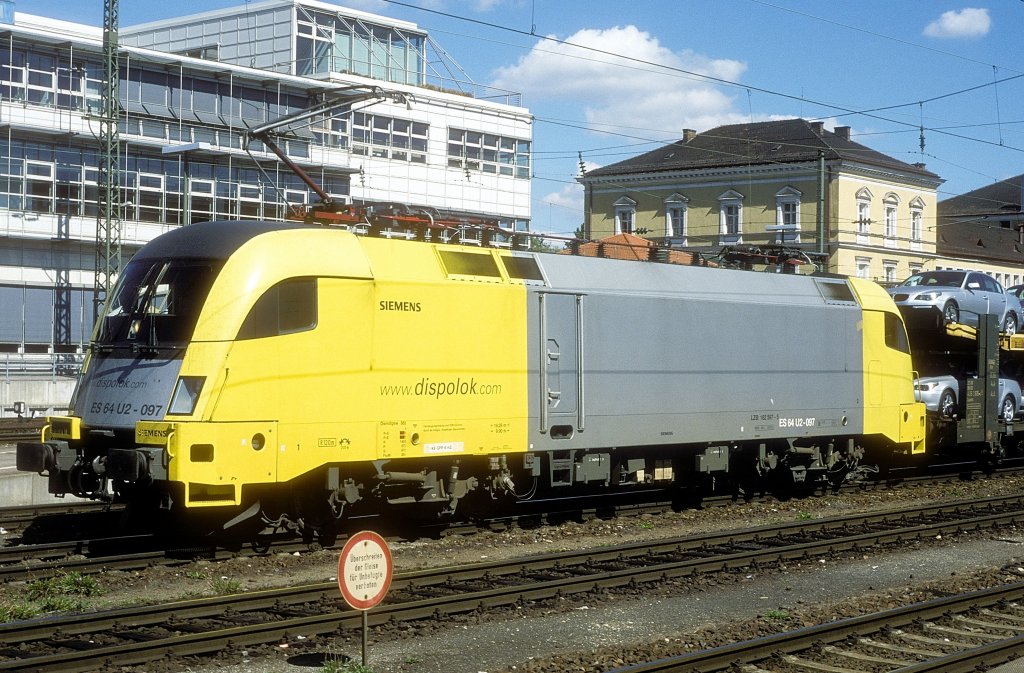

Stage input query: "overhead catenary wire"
[{"left": 382, "top": 0, "right": 1024, "bottom": 158}]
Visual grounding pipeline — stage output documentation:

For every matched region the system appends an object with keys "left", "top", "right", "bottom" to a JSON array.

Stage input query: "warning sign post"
[{"left": 338, "top": 530, "right": 393, "bottom": 666}]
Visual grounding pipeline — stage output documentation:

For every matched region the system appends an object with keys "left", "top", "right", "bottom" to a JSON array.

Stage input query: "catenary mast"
[{"left": 94, "top": 0, "right": 121, "bottom": 318}]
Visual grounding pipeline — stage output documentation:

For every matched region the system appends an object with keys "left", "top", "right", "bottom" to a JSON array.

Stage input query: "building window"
[
  {"left": 855, "top": 187, "right": 873, "bottom": 246},
  {"left": 883, "top": 260, "right": 897, "bottom": 284},
  {"left": 771, "top": 186, "right": 801, "bottom": 244},
  {"left": 856, "top": 257, "right": 871, "bottom": 279},
  {"left": 664, "top": 193, "right": 687, "bottom": 244},
  {"left": 883, "top": 193, "right": 899, "bottom": 248},
  {"left": 909, "top": 197, "right": 924, "bottom": 251},
  {"left": 884, "top": 206, "right": 897, "bottom": 243},
  {"left": 296, "top": 7, "right": 427, "bottom": 86},
  {"left": 351, "top": 112, "right": 428, "bottom": 163},
  {"left": 613, "top": 196, "right": 637, "bottom": 235},
  {"left": 719, "top": 189, "right": 743, "bottom": 244},
  {"left": 448, "top": 128, "right": 529, "bottom": 179}
]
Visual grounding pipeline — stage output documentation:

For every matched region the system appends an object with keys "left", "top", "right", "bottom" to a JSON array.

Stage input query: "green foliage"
[
  {"left": 795, "top": 511, "right": 814, "bottom": 521},
  {"left": 39, "top": 595, "right": 83, "bottom": 613},
  {"left": 3, "top": 571, "right": 104, "bottom": 616},
  {"left": 25, "top": 571, "right": 102, "bottom": 602},
  {"left": 0, "top": 599, "right": 40, "bottom": 622},
  {"left": 527, "top": 236, "right": 560, "bottom": 253},
  {"left": 317, "top": 646, "right": 374, "bottom": 673},
  {"left": 763, "top": 609, "right": 790, "bottom": 621},
  {"left": 638, "top": 520, "right": 655, "bottom": 530},
  {"left": 210, "top": 576, "right": 242, "bottom": 594}
]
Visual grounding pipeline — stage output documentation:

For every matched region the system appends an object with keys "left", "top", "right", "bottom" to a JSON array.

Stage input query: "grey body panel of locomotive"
[
  {"left": 524, "top": 254, "right": 865, "bottom": 451},
  {"left": 71, "top": 356, "right": 183, "bottom": 430}
]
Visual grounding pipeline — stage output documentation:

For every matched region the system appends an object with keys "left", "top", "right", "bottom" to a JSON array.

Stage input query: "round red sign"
[{"left": 338, "top": 530, "right": 393, "bottom": 610}]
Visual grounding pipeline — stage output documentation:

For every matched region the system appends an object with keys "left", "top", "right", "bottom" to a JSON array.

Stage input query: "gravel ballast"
[{"left": 7, "top": 474, "right": 1024, "bottom": 672}]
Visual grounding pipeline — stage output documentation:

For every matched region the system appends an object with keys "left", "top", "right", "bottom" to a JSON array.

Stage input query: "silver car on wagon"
[
  {"left": 888, "top": 270, "right": 1021, "bottom": 335},
  {"left": 915, "top": 374, "right": 1022, "bottom": 423}
]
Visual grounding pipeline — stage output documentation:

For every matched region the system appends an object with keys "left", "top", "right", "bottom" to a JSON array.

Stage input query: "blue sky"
[{"left": 20, "top": 0, "right": 1024, "bottom": 236}]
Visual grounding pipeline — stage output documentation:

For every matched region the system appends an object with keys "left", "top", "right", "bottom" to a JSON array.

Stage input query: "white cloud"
[
  {"left": 490, "top": 26, "right": 748, "bottom": 134},
  {"left": 542, "top": 183, "right": 583, "bottom": 211},
  {"left": 923, "top": 8, "right": 991, "bottom": 39}
]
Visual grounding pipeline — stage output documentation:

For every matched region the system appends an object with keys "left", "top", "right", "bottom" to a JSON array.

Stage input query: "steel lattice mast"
[{"left": 94, "top": 0, "right": 121, "bottom": 319}]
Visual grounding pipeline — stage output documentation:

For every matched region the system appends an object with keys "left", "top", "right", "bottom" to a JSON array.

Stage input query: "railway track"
[
  {"left": 4, "top": 465, "right": 1024, "bottom": 583},
  {"left": 610, "top": 582, "right": 1024, "bottom": 672},
  {"left": 0, "top": 419, "right": 43, "bottom": 444},
  {"left": 0, "top": 502, "right": 115, "bottom": 533},
  {"left": 4, "top": 493, "right": 1024, "bottom": 672}
]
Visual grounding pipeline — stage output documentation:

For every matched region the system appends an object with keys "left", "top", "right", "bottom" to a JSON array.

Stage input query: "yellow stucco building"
[{"left": 578, "top": 119, "right": 943, "bottom": 281}]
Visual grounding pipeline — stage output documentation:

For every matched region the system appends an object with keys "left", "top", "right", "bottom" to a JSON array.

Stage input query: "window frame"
[
  {"left": 664, "top": 193, "right": 688, "bottom": 244},
  {"left": 237, "top": 277, "right": 318, "bottom": 340},
  {"left": 855, "top": 187, "right": 873, "bottom": 245},
  {"left": 613, "top": 196, "right": 637, "bottom": 235},
  {"left": 718, "top": 189, "right": 744, "bottom": 244},
  {"left": 883, "top": 192, "right": 900, "bottom": 248}
]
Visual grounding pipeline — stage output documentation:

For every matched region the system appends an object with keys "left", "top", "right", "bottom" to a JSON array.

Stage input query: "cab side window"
[
  {"left": 884, "top": 312, "right": 910, "bottom": 354},
  {"left": 237, "top": 278, "right": 317, "bottom": 340}
]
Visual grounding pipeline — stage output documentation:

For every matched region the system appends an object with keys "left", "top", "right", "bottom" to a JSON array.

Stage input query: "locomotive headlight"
[{"left": 168, "top": 376, "right": 206, "bottom": 415}]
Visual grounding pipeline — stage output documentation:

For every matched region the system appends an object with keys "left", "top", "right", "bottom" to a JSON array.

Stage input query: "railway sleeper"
[{"left": 822, "top": 644, "right": 912, "bottom": 666}]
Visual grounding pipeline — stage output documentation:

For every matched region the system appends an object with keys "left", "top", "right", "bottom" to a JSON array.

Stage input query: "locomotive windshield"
[{"left": 96, "top": 257, "right": 222, "bottom": 349}]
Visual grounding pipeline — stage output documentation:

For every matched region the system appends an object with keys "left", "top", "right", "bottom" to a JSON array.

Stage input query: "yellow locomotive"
[{"left": 18, "top": 221, "right": 925, "bottom": 534}]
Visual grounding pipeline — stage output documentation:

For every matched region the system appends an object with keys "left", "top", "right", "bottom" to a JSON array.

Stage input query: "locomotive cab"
[{"left": 17, "top": 252, "right": 225, "bottom": 505}]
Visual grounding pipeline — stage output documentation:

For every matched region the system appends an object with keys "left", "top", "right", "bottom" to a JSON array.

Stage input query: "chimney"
[
  {"left": 810, "top": 121, "right": 824, "bottom": 134},
  {"left": 835, "top": 126, "right": 851, "bottom": 141},
  {"left": 682, "top": 128, "right": 697, "bottom": 142},
  {"left": 913, "top": 162, "right": 927, "bottom": 170}
]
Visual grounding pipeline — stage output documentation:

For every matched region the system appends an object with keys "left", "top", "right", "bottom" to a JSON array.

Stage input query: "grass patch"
[
  {"left": 316, "top": 645, "right": 373, "bottom": 673},
  {"left": 1, "top": 571, "right": 104, "bottom": 617},
  {"left": 0, "top": 599, "right": 40, "bottom": 622},
  {"left": 210, "top": 576, "right": 242, "bottom": 594},
  {"left": 763, "top": 608, "right": 790, "bottom": 621},
  {"left": 25, "top": 571, "right": 102, "bottom": 602}
]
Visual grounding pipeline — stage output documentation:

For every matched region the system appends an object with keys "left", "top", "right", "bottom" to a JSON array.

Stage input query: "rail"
[
  {"left": 4, "top": 493, "right": 1024, "bottom": 672},
  {"left": 0, "top": 418, "right": 44, "bottom": 442},
  {"left": 609, "top": 582, "right": 1024, "bottom": 672}
]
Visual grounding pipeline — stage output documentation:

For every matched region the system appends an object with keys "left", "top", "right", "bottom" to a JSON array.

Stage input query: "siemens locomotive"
[{"left": 17, "top": 221, "right": 926, "bottom": 533}]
